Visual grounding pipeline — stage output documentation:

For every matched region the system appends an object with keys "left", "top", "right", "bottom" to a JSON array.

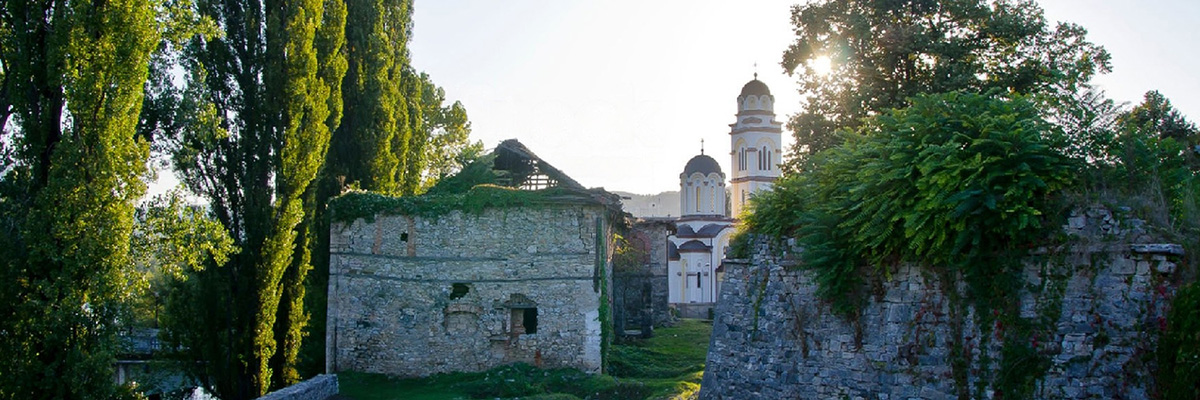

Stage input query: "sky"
[{"left": 408, "top": 1, "right": 1200, "bottom": 195}]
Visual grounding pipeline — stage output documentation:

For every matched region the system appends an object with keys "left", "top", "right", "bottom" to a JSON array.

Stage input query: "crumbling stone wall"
[
  {"left": 615, "top": 219, "right": 674, "bottom": 335},
  {"left": 255, "top": 374, "right": 337, "bottom": 400},
  {"left": 326, "top": 204, "right": 615, "bottom": 377},
  {"left": 700, "top": 210, "right": 1182, "bottom": 399}
]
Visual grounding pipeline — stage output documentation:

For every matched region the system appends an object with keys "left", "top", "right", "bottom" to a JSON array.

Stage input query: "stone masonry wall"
[
  {"left": 327, "top": 204, "right": 614, "bottom": 377},
  {"left": 255, "top": 374, "right": 337, "bottom": 400},
  {"left": 615, "top": 219, "right": 674, "bottom": 335},
  {"left": 700, "top": 210, "right": 1182, "bottom": 399}
]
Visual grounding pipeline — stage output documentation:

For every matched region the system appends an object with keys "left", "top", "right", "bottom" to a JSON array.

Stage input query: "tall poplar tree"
[
  {"left": 150, "top": 0, "right": 348, "bottom": 396},
  {"left": 325, "top": 0, "right": 413, "bottom": 194},
  {"left": 0, "top": 0, "right": 160, "bottom": 397}
]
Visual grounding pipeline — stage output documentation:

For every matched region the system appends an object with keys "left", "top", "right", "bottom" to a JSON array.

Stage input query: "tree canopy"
[
  {"left": 781, "top": 0, "right": 1110, "bottom": 166},
  {"left": 139, "top": 0, "right": 349, "bottom": 396},
  {"left": 0, "top": 0, "right": 162, "bottom": 397}
]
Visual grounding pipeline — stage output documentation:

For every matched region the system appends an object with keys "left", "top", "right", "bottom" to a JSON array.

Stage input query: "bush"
[
  {"left": 1158, "top": 282, "right": 1200, "bottom": 399},
  {"left": 744, "top": 91, "right": 1076, "bottom": 315}
]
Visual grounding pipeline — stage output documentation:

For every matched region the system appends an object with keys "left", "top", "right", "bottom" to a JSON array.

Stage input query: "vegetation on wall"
[
  {"left": 744, "top": 91, "right": 1074, "bottom": 315},
  {"left": 327, "top": 184, "right": 592, "bottom": 224},
  {"left": 756, "top": 1, "right": 1200, "bottom": 395},
  {"left": 742, "top": 88, "right": 1200, "bottom": 397},
  {"left": 1158, "top": 282, "right": 1200, "bottom": 399}
]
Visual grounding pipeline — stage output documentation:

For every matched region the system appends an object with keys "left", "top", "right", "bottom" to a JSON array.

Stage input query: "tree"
[
  {"left": 324, "top": 0, "right": 412, "bottom": 195},
  {"left": 1104, "top": 91, "right": 1200, "bottom": 234},
  {"left": 299, "top": 0, "right": 479, "bottom": 375},
  {"left": 781, "top": 0, "right": 1110, "bottom": 165},
  {"left": 0, "top": 0, "right": 162, "bottom": 397},
  {"left": 416, "top": 72, "right": 484, "bottom": 193},
  {"left": 1119, "top": 90, "right": 1199, "bottom": 143},
  {"left": 143, "top": 0, "right": 348, "bottom": 396},
  {"left": 130, "top": 191, "right": 236, "bottom": 330}
]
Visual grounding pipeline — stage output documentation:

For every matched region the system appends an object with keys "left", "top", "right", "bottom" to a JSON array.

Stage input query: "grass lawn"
[{"left": 338, "top": 319, "right": 713, "bottom": 400}]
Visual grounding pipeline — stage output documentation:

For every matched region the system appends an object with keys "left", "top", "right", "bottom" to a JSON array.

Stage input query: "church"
[{"left": 665, "top": 77, "right": 782, "bottom": 318}]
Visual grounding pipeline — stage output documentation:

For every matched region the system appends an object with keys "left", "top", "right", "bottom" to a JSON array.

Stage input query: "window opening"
[
  {"left": 523, "top": 308, "right": 538, "bottom": 334},
  {"left": 511, "top": 307, "right": 538, "bottom": 335},
  {"left": 450, "top": 283, "right": 470, "bottom": 300}
]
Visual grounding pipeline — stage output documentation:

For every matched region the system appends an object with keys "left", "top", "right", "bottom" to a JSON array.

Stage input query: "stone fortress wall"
[
  {"left": 326, "top": 204, "right": 615, "bottom": 377},
  {"left": 700, "top": 209, "right": 1184, "bottom": 399}
]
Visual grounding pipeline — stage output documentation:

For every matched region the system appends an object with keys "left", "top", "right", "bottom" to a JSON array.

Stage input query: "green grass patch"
[{"left": 338, "top": 319, "right": 712, "bottom": 400}]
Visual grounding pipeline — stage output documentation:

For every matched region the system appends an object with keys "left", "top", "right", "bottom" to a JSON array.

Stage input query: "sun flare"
[{"left": 809, "top": 55, "right": 833, "bottom": 76}]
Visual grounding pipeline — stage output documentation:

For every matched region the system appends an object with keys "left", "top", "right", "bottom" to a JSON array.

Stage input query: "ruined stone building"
[
  {"left": 325, "top": 78, "right": 784, "bottom": 376},
  {"left": 325, "top": 140, "right": 624, "bottom": 377}
]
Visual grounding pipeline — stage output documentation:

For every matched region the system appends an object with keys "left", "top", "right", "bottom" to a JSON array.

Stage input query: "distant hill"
[{"left": 614, "top": 191, "right": 680, "bottom": 218}]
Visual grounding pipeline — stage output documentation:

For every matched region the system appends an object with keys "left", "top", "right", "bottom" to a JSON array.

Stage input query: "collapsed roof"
[{"left": 492, "top": 139, "right": 585, "bottom": 191}]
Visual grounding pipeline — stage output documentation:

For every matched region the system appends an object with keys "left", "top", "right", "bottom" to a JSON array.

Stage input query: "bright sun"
[{"left": 809, "top": 55, "right": 833, "bottom": 76}]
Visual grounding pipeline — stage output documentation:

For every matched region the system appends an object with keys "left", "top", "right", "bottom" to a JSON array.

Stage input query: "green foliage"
[
  {"left": 782, "top": 0, "right": 1110, "bottom": 165},
  {"left": 1158, "top": 282, "right": 1200, "bottom": 399},
  {"left": 417, "top": 74, "right": 484, "bottom": 192},
  {"left": 747, "top": 92, "right": 1074, "bottom": 315},
  {"left": 129, "top": 191, "right": 236, "bottom": 328},
  {"left": 0, "top": 0, "right": 168, "bottom": 396},
  {"left": 139, "top": 0, "right": 349, "bottom": 396},
  {"left": 1099, "top": 91, "right": 1200, "bottom": 239},
  {"left": 326, "top": 0, "right": 412, "bottom": 195},
  {"left": 725, "top": 229, "right": 754, "bottom": 260},
  {"left": 327, "top": 184, "right": 583, "bottom": 224}
]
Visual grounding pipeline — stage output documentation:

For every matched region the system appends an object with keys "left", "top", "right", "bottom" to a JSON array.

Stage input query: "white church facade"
[{"left": 666, "top": 77, "right": 781, "bottom": 317}]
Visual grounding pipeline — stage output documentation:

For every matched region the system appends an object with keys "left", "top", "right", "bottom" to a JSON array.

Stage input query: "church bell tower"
[{"left": 729, "top": 76, "right": 783, "bottom": 216}]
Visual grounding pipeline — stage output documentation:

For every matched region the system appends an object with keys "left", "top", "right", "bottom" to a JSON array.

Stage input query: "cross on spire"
[
  {"left": 753, "top": 62, "right": 758, "bottom": 80},
  {"left": 700, "top": 139, "right": 705, "bottom": 155}
]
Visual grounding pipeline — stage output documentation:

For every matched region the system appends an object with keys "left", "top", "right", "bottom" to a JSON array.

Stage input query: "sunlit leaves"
[
  {"left": 781, "top": 0, "right": 1110, "bottom": 166},
  {"left": 743, "top": 92, "right": 1073, "bottom": 315}
]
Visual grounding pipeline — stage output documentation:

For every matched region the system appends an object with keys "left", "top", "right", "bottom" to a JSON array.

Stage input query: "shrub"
[
  {"left": 1158, "top": 282, "right": 1200, "bottom": 399},
  {"left": 744, "top": 91, "right": 1076, "bottom": 315}
]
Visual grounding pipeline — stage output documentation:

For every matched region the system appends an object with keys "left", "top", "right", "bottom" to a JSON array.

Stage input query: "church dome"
[
  {"left": 739, "top": 79, "right": 771, "bottom": 96},
  {"left": 683, "top": 154, "right": 722, "bottom": 176}
]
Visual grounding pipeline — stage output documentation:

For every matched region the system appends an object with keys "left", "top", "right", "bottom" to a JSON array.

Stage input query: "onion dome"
[
  {"left": 683, "top": 154, "right": 722, "bottom": 176},
  {"left": 739, "top": 79, "right": 770, "bottom": 97}
]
